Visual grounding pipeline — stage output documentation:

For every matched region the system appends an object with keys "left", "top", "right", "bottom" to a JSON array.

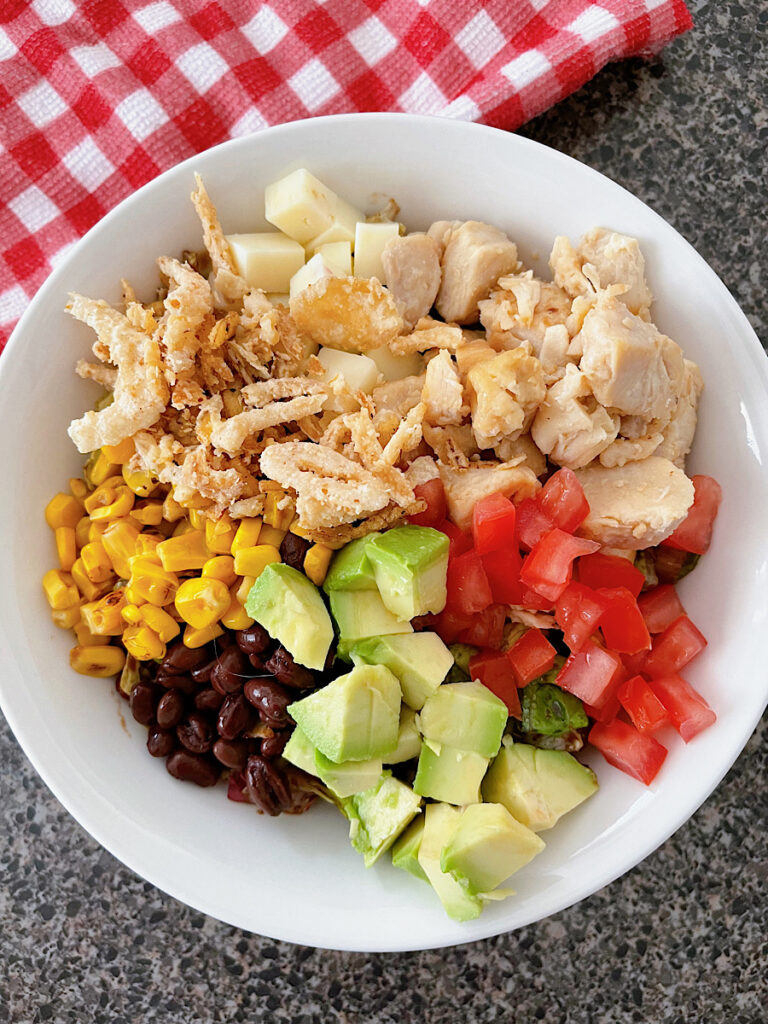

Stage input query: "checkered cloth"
[{"left": 0, "top": 0, "right": 692, "bottom": 351}]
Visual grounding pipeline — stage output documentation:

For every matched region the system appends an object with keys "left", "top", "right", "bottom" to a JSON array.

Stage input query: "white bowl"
[{"left": 1, "top": 114, "right": 766, "bottom": 952}]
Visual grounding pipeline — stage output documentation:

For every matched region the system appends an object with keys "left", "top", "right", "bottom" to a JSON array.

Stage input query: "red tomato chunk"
[
  {"left": 470, "top": 650, "right": 521, "bottom": 718},
  {"left": 436, "top": 520, "right": 473, "bottom": 558},
  {"left": 506, "top": 628, "right": 556, "bottom": 687},
  {"left": 597, "top": 587, "right": 652, "bottom": 655},
  {"left": 555, "top": 582, "right": 610, "bottom": 652},
  {"left": 576, "top": 552, "right": 645, "bottom": 598},
  {"left": 445, "top": 550, "right": 492, "bottom": 616},
  {"left": 618, "top": 675, "right": 669, "bottom": 733},
  {"left": 589, "top": 718, "right": 667, "bottom": 785},
  {"left": 482, "top": 545, "right": 524, "bottom": 606},
  {"left": 515, "top": 498, "right": 554, "bottom": 551},
  {"left": 538, "top": 467, "right": 590, "bottom": 533},
  {"left": 662, "top": 475, "right": 722, "bottom": 555},
  {"left": 556, "top": 643, "right": 624, "bottom": 708},
  {"left": 637, "top": 584, "right": 686, "bottom": 634},
  {"left": 408, "top": 478, "right": 447, "bottom": 528},
  {"left": 520, "top": 530, "right": 600, "bottom": 602},
  {"left": 437, "top": 603, "right": 507, "bottom": 650},
  {"left": 472, "top": 492, "right": 516, "bottom": 555},
  {"left": 642, "top": 615, "right": 707, "bottom": 679},
  {"left": 648, "top": 674, "right": 716, "bottom": 742}
]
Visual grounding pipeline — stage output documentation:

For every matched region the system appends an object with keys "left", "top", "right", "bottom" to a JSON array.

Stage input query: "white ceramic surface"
[{"left": 0, "top": 114, "right": 766, "bottom": 952}]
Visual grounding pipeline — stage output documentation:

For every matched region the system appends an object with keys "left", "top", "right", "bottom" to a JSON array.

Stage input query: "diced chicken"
[
  {"left": 421, "top": 350, "right": 466, "bottom": 426},
  {"left": 439, "top": 462, "right": 540, "bottom": 531},
  {"left": 479, "top": 273, "right": 572, "bottom": 350},
  {"left": 598, "top": 431, "right": 665, "bottom": 468},
  {"left": 654, "top": 359, "right": 703, "bottom": 468},
  {"left": 427, "top": 220, "right": 462, "bottom": 260},
  {"left": 467, "top": 349, "right": 545, "bottom": 450},
  {"left": 372, "top": 374, "right": 425, "bottom": 418},
  {"left": 531, "top": 364, "right": 619, "bottom": 469},
  {"left": 575, "top": 456, "right": 695, "bottom": 549},
  {"left": 493, "top": 433, "right": 547, "bottom": 478},
  {"left": 550, "top": 228, "right": 652, "bottom": 317},
  {"left": 538, "top": 324, "right": 573, "bottom": 382},
  {"left": 423, "top": 423, "right": 478, "bottom": 467},
  {"left": 434, "top": 221, "right": 519, "bottom": 325},
  {"left": 381, "top": 233, "right": 441, "bottom": 328},
  {"left": 405, "top": 455, "right": 440, "bottom": 487},
  {"left": 455, "top": 339, "right": 496, "bottom": 378},
  {"left": 578, "top": 294, "right": 685, "bottom": 422}
]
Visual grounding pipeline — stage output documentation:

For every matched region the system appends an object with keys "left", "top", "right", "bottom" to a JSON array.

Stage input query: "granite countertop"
[{"left": 1, "top": 2, "right": 766, "bottom": 1021}]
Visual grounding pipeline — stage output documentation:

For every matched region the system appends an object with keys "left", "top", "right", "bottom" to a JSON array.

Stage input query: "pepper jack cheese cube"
[
  {"left": 264, "top": 168, "right": 337, "bottom": 244},
  {"left": 307, "top": 196, "right": 366, "bottom": 251},
  {"left": 354, "top": 221, "right": 401, "bottom": 280},
  {"left": 289, "top": 253, "right": 335, "bottom": 299},
  {"left": 317, "top": 347, "right": 380, "bottom": 412},
  {"left": 316, "top": 241, "right": 352, "bottom": 276},
  {"left": 226, "top": 232, "right": 305, "bottom": 293},
  {"left": 367, "top": 345, "right": 424, "bottom": 381}
]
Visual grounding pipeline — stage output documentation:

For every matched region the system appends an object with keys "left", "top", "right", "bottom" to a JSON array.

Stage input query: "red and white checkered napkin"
[{"left": 0, "top": 0, "right": 692, "bottom": 351}]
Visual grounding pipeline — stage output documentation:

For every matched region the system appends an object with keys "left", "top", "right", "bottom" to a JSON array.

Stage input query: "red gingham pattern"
[{"left": 0, "top": 0, "right": 692, "bottom": 351}]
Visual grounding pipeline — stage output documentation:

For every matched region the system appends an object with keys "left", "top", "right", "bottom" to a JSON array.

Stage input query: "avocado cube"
[
  {"left": 417, "top": 681, "right": 508, "bottom": 759},
  {"left": 521, "top": 682, "right": 588, "bottom": 737},
  {"left": 342, "top": 771, "right": 422, "bottom": 867},
  {"left": 417, "top": 803, "right": 483, "bottom": 921},
  {"left": 365, "top": 526, "right": 449, "bottom": 620},
  {"left": 383, "top": 706, "right": 422, "bottom": 765},
  {"left": 350, "top": 632, "right": 453, "bottom": 709},
  {"left": 440, "top": 803, "right": 545, "bottom": 895},
  {"left": 413, "top": 742, "right": 489, "bottom": 805},
  {"left": 282, "top": 725, "right": 319, "bottom": 777},
  {"left": 245, "top": 563, "right": 333, "bottom": 670},
  {"left": 329, "top": 591, "right": 413, "bottom": 655},
  {"left": 391, "top": 815, "right": 428, "bottom": 882},
  {"left": 323, "top": 535, "right": 380, "bottom": 592},
  {"left": 314, "top": 749, "right": 383, "bottom": 799},
  {"left": 481, "top": 738, "right": 598, "bottom": 832}
]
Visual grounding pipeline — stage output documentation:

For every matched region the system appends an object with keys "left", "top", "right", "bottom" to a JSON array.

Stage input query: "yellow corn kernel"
[
  {"left": 102, "top": 437, "right": 135, "bottom": 465},
  {"left": 122, "top": 463, "right": 156, "bottom": 497},
  {"left": 70, "top": 644, "right": 126, "bottom": 677},
  {"left": 179, "top": 489, "right": 212, "bottom": 510},
  {"left": 189, "top": 508, "right": 209, "bottom": 531},
  {"left": 289, "top": 519, "right": 314, "bottom": 540},
  {"left": 220, "top": 587, "right": 254, "bottom": 630},
  {"left": 183, "top": 621, "right": 224, "bottom": 649},
  {"left": 230, "top": 518, "right": 262, "bottom": 555},
  {"left": 85, "top": 449, "right": 122, "bottom": 488},
  {"left": 128, "top": 558, "right": 179, "bottom": 607},
  {"left": 174, "top": 576, "right": 230, "bottom": 629},
  {"left": 122, "top": 624, "right": 166, "bottom": 661},
  {"left": 139, "top": 605, "right": 180, "bottom": 643},
  {"left": 69, "top": 477, "right": 89, "bottom": 500},
  {"left": 157, "top": 531, "right": 209, "bottom": 572},
  {"left": 45, "top": 493, "right": 83, "bottom": 530},
  {"left": 74, "top": 621, "right": 110, "bottom": 647},
  {"left": 264, "top": 491, "right": 295, "bottom": 531},
  {"left": 202, "top": 555, "right": 237, "bottom": 587},
  {"left": 130, "top": 501, "right": 164, "bottom": 527},
  {"left": 80, "top": 541, "right": 114, "bottom": 584},
  {"left": 75, "top": 516, "right": 92, "bottom": 550},
  {"left": 123, "top": 584, "right": 143, "bottom": 605},
  {"left": 235, "top": 575, "right": 255, "bottom": 604},
  {"left": 51, "top": 605, "right": 82, "bottom": 629},
  {"left": 101, "top": 520, "right": 141, "bottom": 578},
  {"left": 80, "top": 591, "right": 127, "bottom": 636},
  {"left": 88, "top": 519, "right": 111, "bottom": 544},
  {"left": 71, "top": 558, "right": 112, "bottom": 602},
  {"left": 42, "top": 569, "right": 80, "bottom": 610},
  {"left": 162, "top": 491, "right": 185, "bottom": 523},
  {"left": 55, "top": 526, "right": 77, "bottom": 571},
  {"left": 205, "top": 515, "right": 238, "bottom": 555},
  {"left": 121, "top": 603, "right": 143, "bottom": 626},
  {"left": 136, "top": 534, "right": 163, "bottom": 556},
  {"left": 172, "top": 518, "right": 195, "bottom": 538},
  {"left": 257, "top": 524, "right": 286, "bottom": 549},
  {"left": 233, "top": 544, "right": 281, "bottom": 579},
  {"left": 88, "top": 486, "right": 135, "bottom": 522},
  {"left": 304, "top": 543, "right": 334, "bottom": 586}
]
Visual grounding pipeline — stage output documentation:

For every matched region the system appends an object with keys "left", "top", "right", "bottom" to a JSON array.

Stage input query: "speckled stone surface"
[{"left": 1, "top": 2, "right": 766, "bottom": 1021}]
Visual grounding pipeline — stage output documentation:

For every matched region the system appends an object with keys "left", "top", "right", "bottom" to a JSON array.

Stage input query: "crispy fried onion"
[
  {"left": 75, "top": 360, "right": 117, "bottom": 390},
  {"left": 133, "top": 432, "right": 245, "bottom": 515},
  {"left": 157, "top": 256, "right": 213, "bottom": 379},
  {"left": 67, "top": 295, "right": 169, "bottom": 453},
  {"left": 191, "top": 173, "right": 247, "bottom": 309},
  {"left": 297, "top": 500, "right": 426, "bottom": 549},
  {"left": 390, "top": 318, "right": 464, "bottom": 355}
]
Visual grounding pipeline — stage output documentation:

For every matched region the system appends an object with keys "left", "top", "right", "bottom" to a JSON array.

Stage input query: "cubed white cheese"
[
  {"left": 226, "top": 232, "right": 305, "bottom": 293},
  {"left": 265, "top": 168, "right": 337, "bottom": 244},
  {"left": 354, "top": 222, "right": 401, "bottom": 280},
  {"left": 289, "top": 252, "right": 335, "bottom": 300},
  {"left": 266, "top": 293, "right": 290, "bottom": 307},
  {"left": 308, "top": 196, "right": 366, "bottom": 251},
  {"left": 367, "top": 345, "right": 424, "bottom": 381},
  {"left": 316, "top": 241, "right": 352, "bottom": 276},
  {"left": 317, "top": 347, "right": 380, "bottom": 411}
]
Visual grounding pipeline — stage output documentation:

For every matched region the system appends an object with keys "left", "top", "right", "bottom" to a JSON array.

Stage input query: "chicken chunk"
[
  {"left": 372, "top": 374, "right": 425, "bottom": 418},
  {"left": 479, "top": 273, "right": 572, "bottom": 350},
  {"left": 493, "top": 432, "right": 547, "bottom": 478},
  {"left": 575, "top": 456, "right": 694, "bottom": 549},
  {"left": 421, "top": 350, "right": 466, "bottom": 426},
  {"left": 578, "top": 295, "right": 685, "bottom": 422},
  {"left": 434, "top": 221, "right": 519, "bottom": 324},
  {"left": 550, "top": 228, "right": 652, "bottom": 317},
  {"left": 439, "top": 462, "right": 540, "bottom": 531},
  {"left": 381, "top": 233, "right": 441, "bottom": 328},
  {"left": 654, "top": 359, "right": 703, "bottom": 468},
  {"left": 467, "top": 349, "right": 545, "bottom": 450},
  {"left": 531, "top": 364, "right": 619, "bottom": 469}
]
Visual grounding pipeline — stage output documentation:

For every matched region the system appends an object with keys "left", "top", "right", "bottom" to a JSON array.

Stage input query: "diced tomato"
[
  {"left": 520, "top": 529, "right": 600, "bottom": 602},
  {"left": 455, "top": 603, "right": 507, "bottom": 650},
  {"left": 617, "top": 675, "right": 669, "bottom": 733},
  {"left": 408, "top": 478, "right": 447, "bottom": 528},
  {"left": 445, "top": 550, "right": 492, "bottom": 616},
  {"left": 621, "top": 650, "right": 650, "bottom": 678},
  {"left": 472, "top": 492, "right": 516, "bottom": 555},
  {"left": 469, "top": 649, "right": 521, "bottom": 718},
  {"left": 538, "top": 467, "right": 589, "bottom": 533},
  {"left": 576, "top": 552, "right": 645, "bottom": 599},
  {"left": 583, "top": 692, "right": 621, "bottom": 725},
  {"left": 516, "top": 587, "right": 556, "bottom": 613},
  {"left": 515, "top": 498, "right": 554, "bottom": 551},
  {"left": 555, "top": 582, "right": 610, "bottom": 652},
  {"left": 597, "top": 587, "right": 652, "bottom": 655},
  {"left": 436, "top": 520, "right": 473, "bottom": 557},
  {"left": 433, "top": 608, "right": 473, "bottom": 645},
  {"left": 589, "top": 718, "right": 667, "bottom": 785},
  {"left": 482, "top": 544, "right": 524, "bottom": 605},
  {"left": 506, "top": 628, "right": 556, "bottom": 687},
  {"left": 642, "top": 615, "right": 707, "bottom": 679},
  {"left": 648, "top": 674, "right": 716, "bottom": 742},
  {"left": 556, "top": 643, "right": 624, "bottom": 708},
  {"left": 662, "top": 475, "right": 722, "bottom": 555},
  {"left": 637, "top": 584, "right": 686, "bottom": 634}
]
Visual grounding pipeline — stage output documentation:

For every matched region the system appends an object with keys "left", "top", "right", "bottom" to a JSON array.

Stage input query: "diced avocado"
[
  {"left": 323, "top": 534, "right": 380, "bottom": 592},
  {"left": 329, "top": 591, "right": 412, "bottom": 658},
  {"left": 417, "top": 681, "right": 508, "bottom": 759},
  {"left": 521, "top": 682, "right": 588, "bottom": 737},
  {"left": 342, "top": 771, "right": 422, "bottom": 867},
  {"left": 282, "top": 725, "right": 319, "bottom": 777},
  {"left": 440, "top": 803, "right": 545, "bottom": 895},
  {"left": 314, "top": 749, "right": 383, "bottom": 798},
  {"left": 446, "top": 643, "right": 478, "bottom": 684},
  {"left": 391, "top": 815, "right": 428, "bottom": 882},
  {"left": 413, "top": 742, "right": 488, "bottom": 805},
  {"left": 287, "top": 664, "right": 401, "bottom": 764},
  {"left": 481, "top": 738, "right": 598, "bottom": 832},
  {"left": 245, "top": 563, "right": 332, "bottom": 670},
  {"left": 417, "top": 803, "right": 483, "bottom": 921},
  {"left": 365, "top": 526, "right": 449, "bottom": 620},
  {"left": 349, "top": 632, "right": 453, "bottom": 709},
  {"left": 383, "top": 706, "right": 422, "bottom": 764}
]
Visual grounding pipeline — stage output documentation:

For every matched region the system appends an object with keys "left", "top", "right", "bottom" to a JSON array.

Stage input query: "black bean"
[
  {"left": 212, "top": 738, "right": 249, "bottom": 771},
  {"left": 217, "top": 694, "right": 255, "bottom": 740},
  {"left": 261, "top": 729, "right": 290, "bottom": 760},
  {"left": 166, "top": 751, "right": 220, "bottom": 787},
  {"left": 194, "top": 687, "right": 225, "bottom": 714},
  {"left": 129, "top": 683, "right": 158, "bottom": 726},
  {"left": 248, "top": 652, "right": 269, "bottom": 671},
  {"left": 147, "top": 726, "right": 175, "bottom": 758},
  {"left": 210, "top": 647, "right": 248, "bottom": 696},
  {"left": 216, "top": 631, "right": 236, "bottom": 649},
  {"left": 156, "top": 670, "right": 198, "bottom": 695},
  {"left": 176, "top": 713, "right": 214, "bottom": 754},
  {"left": 156, "top": 689, "right": 185, "bottom": 730},
  {"left": 265, "top": 647, "right": 315, "bottom": 689},
  {"left": 160, "top": 641, "right": 210, "bottom": 675},
  {"left": 244, "top": 755, "right": 292, "bottom": 815},
  {"left": 190, "top": 657, "right": 217, "bottom": 684},
  {"left": 243, "top": 679, "right": 291, "bottom": 728},
  {"left": 279, "top": 532, "right": 309, "bottom": 571},
  {"left": 235, "top": 624, "right": 271, "bottom": 655}
]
